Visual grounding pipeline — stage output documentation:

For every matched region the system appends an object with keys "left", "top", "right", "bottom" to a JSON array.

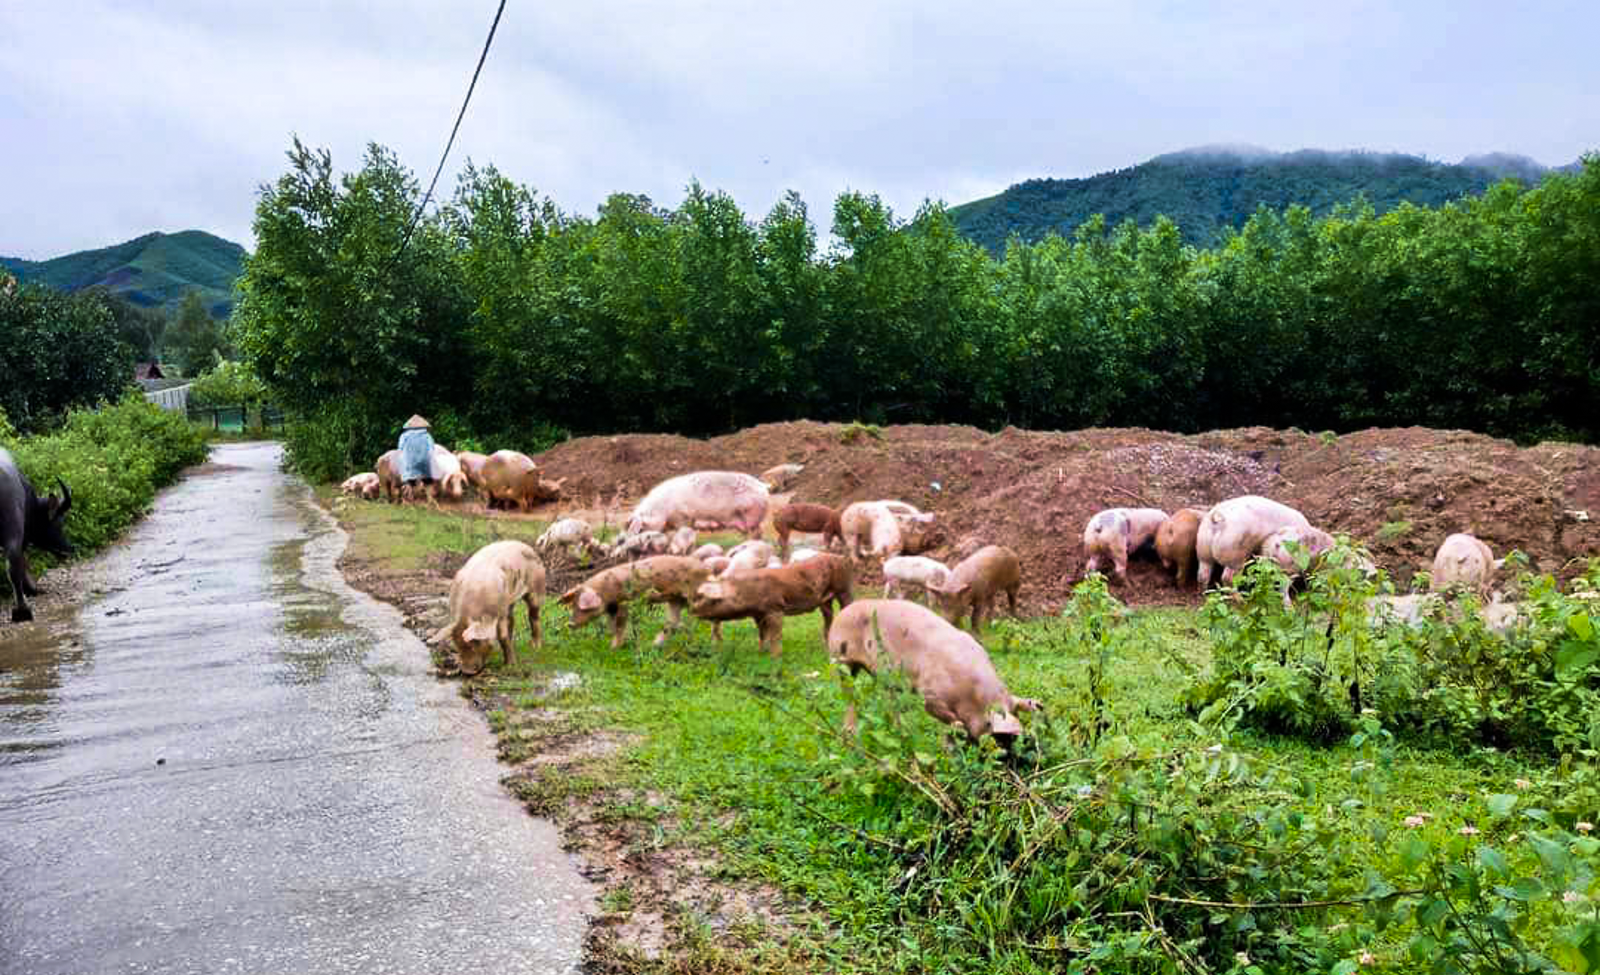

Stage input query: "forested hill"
[
  {"left": 0, "top": 230, "right": 247, "bottom": 317},
  {"left": 949, "top": 146, "right": 1572, "bottom": 251}
]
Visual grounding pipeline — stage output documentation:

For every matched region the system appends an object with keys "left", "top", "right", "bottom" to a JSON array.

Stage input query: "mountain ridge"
[
  {"left": 949, "top": 145, "right": 1585, "bottom": 252},
  {"left": 1, "top": 229, "right": 248, "bottom": 318}
]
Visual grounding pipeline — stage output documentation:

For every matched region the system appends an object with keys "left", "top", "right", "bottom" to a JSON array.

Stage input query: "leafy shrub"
[
  {"left": 281, "top": 401, "right": 387, "bottom": 485},
  {"left": 838, "top": 420, "right": 883, "bottom": 444},
  {"left": 1378, "top": 519, "right": 1413, "bottom": 540},
  {"left": 8, "top": 394, "right": 208, "bottom": 556},
  {"left": 188, "top": 360, "right": 268, "bottom": 409},
  {"left": 1189, "top": 544, "right": 1600, "bottom": 754}
]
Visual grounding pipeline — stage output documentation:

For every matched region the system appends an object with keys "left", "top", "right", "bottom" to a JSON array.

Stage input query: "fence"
[
  {"left": 185, "top": 404, "right": 287, "bottom": 433},
  {"left": 142, "top": 383, "right": 191, "bottom": 413}
]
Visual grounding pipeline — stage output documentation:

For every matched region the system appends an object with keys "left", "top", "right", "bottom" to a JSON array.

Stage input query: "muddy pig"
[
  {"left": 929, "top": 544, "right": 1021, "bottom": 631},
  {"left": 1081, "top": 507, "right": 1168, "bottom": 585},
  {"left": 481, "top": 450, "right": 566, "bottom": 511},
  {"left": 772, "top": 502, "right": 841, "bottom": 557},
  {"left": 431, "top": 540, "right": 546, "bottom": 676},
  {"left": 667, "top": 526, "right": 699, "bottom": 555},
  {"left": 838, "top": 501, "right": 935, "bottom": 563},
  {"left": 1155, "top": 508, "right": 1207, "bottom": 589},
  {"left": 536, "top": 517, "right": 596, "bottom": 557},
  {"left": 827, "top": 599, "right": 1040, "bottom": 747},
  {"left": 761, "top": 463, "right": 805, "bottom": 492},
  {"left": 558, "top": 555, "right": 713, "bottom": 648},
  {"left": 722, "top": 539, "right": 776, "bottom": 576},
  {"left": 689, "top": 554, "right": 854, "bottom": 658},
  {"left": 375, "top": 450, "right": 405, "bottom": 503}
]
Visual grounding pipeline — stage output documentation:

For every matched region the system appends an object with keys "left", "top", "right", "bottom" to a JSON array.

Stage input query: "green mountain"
[
  {"left": 949, "top": 147, "right": 1573, "bottom": 253},
  {"left": 0, "top": 230, "right": 247, "bottom": 318}
]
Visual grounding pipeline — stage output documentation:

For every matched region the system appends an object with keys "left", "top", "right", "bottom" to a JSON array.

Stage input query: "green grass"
[
  {"left": 331, "top": 499, "right": 1591, "bottom": 973},
  {"left": 1378, "top": 519, "right": 1414, "bottom": 541},
  {"left": 325, "top": 489, "right": 547, "bottom": 570}
]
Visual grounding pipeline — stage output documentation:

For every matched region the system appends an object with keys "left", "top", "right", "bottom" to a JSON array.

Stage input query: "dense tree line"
[{"left": 230, "top": 139, "right": 1600, "bottom": 481}]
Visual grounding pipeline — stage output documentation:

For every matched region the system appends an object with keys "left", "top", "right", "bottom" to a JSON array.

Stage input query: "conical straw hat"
[{"left": 403, "top": 414, "right": 431, "bottom": 430}]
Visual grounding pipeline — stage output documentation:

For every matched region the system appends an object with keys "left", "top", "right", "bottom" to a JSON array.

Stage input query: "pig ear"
[
  {"left": 577, "top": 589, "right": 603, "bottom": 612},
  {"left": 463, "top": 621, "right": 497, "bottom": 642}
]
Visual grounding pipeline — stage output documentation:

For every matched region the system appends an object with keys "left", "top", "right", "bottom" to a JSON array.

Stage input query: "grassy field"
[{"left": 328, "top": 495, "right": 1597, "bottom": 974}]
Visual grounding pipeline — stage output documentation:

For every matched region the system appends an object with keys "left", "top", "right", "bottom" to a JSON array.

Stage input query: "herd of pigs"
[{"left": 338, "top": 454, "right": 1522, "bottom": 747}]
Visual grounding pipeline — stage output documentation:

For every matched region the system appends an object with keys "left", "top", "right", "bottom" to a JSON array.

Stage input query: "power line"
[{"left": 391, "top": 0, "right": 508, "bottom": 265}]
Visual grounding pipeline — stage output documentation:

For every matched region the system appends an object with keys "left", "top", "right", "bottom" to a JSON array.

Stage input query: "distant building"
[{"left": 134, "top": 362, "right": 166, "bottom": 382}]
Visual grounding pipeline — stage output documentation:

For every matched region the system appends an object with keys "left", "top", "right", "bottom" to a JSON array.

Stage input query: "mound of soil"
[{"left": 524, "top": 422, "right": 1600, "bottom": 615}]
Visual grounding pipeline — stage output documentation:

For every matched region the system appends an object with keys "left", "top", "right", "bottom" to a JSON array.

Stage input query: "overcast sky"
[{"left": 2, "top": 1, "right": 1596, "bottom": 259}]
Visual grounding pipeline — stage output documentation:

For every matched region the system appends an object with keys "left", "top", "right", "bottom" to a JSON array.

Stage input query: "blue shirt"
[{"left": 398, "top": 428, "right": 435, "bottom": 481}]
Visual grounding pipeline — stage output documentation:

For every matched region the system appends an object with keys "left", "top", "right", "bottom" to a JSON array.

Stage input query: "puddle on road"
[{"left": 0, "top": 572, "right": 91, "bottom": 763}]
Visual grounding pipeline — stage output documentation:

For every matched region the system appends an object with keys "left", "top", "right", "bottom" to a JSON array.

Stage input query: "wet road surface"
[{"left": 0, "top": 443, "right": 592, "bottom": 974}]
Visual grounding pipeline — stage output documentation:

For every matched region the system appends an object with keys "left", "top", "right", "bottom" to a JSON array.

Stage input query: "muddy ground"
[{"left": 530, "top": 421, "right": 1600, "bottom": 612}]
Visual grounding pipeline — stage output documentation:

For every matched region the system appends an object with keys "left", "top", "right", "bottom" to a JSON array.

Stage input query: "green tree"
[
  {"left": 232, "top": 138, "right": 470, "bottom": 476},
  {"left": 163, "top": 291, "right": 229, "bottom": 375},
  {"left": 85, "top": 287, "right": 168, "bottom": 362},
  {"left": 0, "top": 282, "right": 133, "bottom": 432}
]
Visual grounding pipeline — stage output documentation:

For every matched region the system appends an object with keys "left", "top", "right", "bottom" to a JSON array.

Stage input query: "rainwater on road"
[{"left": 0, "top": 442, "right": 592, "bottom": 974}]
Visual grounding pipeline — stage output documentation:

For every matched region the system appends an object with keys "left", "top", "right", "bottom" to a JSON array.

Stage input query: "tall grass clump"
[{"left": 3, "top": 394, "right": 208, "bottom": 555}]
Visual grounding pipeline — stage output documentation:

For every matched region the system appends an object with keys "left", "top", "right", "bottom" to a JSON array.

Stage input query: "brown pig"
[
  {"left": 376, "top": 450, "right": 404, "bottom": 503},
  {"left": 558, "top": 555, "right": 712, "bottom": 648},
  {"left": 1155, "top": 508, "right": 1207, "bottom": 589},
  {"left": 772, "top": 502, "right": 842, "bottom": 557},
  {"left": 431, "top": 540, "right": 546, "bottom": 676},
  {"left": 826, "top": 599, "right": 1040, "bottom": 747},
  {"left": 481, "top": 450, "right": 567, "bottom": 511},
  {"left": 928, "top": 544, "right": 1021, "bottom": 631},
  {"left": 1081, "top": 507, "right": 1168, "bottom": 584},
  {"left": 689, "top": 554, "right": 854, "bottom": 658}
]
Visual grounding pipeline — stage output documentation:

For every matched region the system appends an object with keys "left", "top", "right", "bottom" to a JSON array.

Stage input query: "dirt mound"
[{"left": 526, "top": 422, "right": 1600, "bottom": 614}]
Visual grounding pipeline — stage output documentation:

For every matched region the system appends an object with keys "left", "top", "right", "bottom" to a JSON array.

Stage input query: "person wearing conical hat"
[{"left": 397, "top": 415, "right": 438, "bottom": 505}]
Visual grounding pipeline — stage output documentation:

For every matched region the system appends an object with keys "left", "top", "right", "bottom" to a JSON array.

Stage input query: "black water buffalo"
[{"left": 0, "top": 446, "right": 73, "bottom": 622}]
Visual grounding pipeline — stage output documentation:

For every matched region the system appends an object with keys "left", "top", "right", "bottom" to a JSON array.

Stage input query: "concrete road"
[{"left": 0, "top": 443, "right": 592, "bottom": 974}]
